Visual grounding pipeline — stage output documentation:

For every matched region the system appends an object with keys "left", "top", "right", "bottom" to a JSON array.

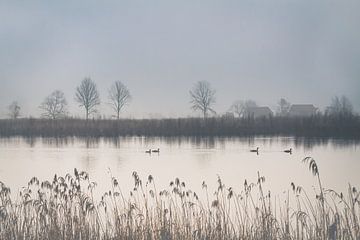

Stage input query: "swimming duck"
[
  {"left": 152, "top": 148, "right": 160, "bottom": 153},
  {"left": 284, "top": 148, "right": 292, "bottom": 154},
  {"left": 250, "top": 147, "right": 259, "bottom": 154}
]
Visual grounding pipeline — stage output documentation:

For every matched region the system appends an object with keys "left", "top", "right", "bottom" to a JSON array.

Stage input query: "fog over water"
[{"left": 1, "top": 1, "right": 360, "bottom": 118}]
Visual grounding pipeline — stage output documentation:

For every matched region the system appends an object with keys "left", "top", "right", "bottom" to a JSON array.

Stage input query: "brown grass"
[{"left": 0, "top": 157, "right": 359, "bottom": 239}]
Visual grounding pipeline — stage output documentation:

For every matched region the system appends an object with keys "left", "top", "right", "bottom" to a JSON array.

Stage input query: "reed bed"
[
  {"left": 0, "top": 158, "right": 359, "bottom": 240},
  {"left": 1, "top": 115, "right": 359, "bottom": 138}
]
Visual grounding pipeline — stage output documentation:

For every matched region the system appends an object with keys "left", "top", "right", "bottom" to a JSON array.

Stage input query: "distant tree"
[
  {"left": 229, "top": 100, "right": 243, "bottom": 118},
  {"left": 189, "top": 81, "right": 216, "bottom": 118},
  {"left": 8, "top": 101, "right": 21, "bottom": 119},
  {"left": 39, "top": 90, "right": 68, "bottom": 119},
  {"left": 75, "top": 78, "right": 100, "bottom": 120},
  {"left": 108, "top": 81, "right": 131, "bottom": 119},
  {"left": 277, "top": 98, "right": 291, "bottom": 116},
  {"left": 242, "top": 100, "right": 258, "bottom": 117},
  {"left": 230, "top": 100, "right": 258, "bottom": 118},
  {"left": 326, "top": 95, "right": 353, "bottom": 117}
]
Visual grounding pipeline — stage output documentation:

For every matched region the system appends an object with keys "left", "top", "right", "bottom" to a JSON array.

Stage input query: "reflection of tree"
[
  {"left": 41, "top": 137, "right": 72, "bottom": 148},
  {"left": 24, "top": 137, "right": 37, "bottom": 148},
  {"left": 191, "top": 137, "right": 216, "bottom": 149},
  {"left": 107, "top": 137, "right": 121, "bottom": 148},
  {"left": 291, "top": 137, "right": 359, "bottom": 151},
  {"left": 84, "top": 137, "right": 100, "bottom": 149}
]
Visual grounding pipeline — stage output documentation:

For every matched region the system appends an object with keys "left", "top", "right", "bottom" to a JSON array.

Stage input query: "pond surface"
[{"left": 0, "top": 136, "right": 359, "bottom": 198}]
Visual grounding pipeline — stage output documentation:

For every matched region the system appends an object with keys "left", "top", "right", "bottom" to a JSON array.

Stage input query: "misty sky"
[{"left": 1, "top": 1, "right": 359, "bottom": 118}]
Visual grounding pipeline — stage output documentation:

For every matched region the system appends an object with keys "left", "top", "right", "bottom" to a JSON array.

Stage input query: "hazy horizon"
[{"left": 1, "top": 1, "right": 360, "bottom": 119}]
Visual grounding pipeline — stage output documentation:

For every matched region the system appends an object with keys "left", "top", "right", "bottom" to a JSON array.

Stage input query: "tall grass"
[
  {"left": 0, "top": 158, "right": 359, "bottom": 239},
  {"left": 0, "top": 114, "right": 359, "bottom": 138}
]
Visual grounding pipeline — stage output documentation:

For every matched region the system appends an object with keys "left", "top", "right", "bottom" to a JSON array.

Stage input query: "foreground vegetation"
[
  {"left": 0, "top": 158, "right": 359, "bottom": 240},
  {"left": 0, "top": 114, "right": 360, "bottom": 138}
]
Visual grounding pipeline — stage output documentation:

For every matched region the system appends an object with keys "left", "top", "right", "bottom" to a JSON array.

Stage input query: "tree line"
[
  {"left": 7, "top": 78, "right": 131, "bottom": 120},
  {"left": 1, "top": 114, "right": 359, "bottom": 138},
  {"left": 5, "top": 79, "right": 357, "bottom": 120}
]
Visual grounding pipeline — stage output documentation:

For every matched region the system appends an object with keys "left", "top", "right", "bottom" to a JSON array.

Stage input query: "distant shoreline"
[{"left": 0, "top": 116, "right": 359, "bottom": 138}]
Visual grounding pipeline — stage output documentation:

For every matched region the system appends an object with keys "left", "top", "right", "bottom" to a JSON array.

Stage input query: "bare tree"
[
  {"left": 8, "top": 101, "right": 21, "bottom": 119},
  {"left": 229, "top": 100, "right": 244, "bottom": 118},
  {"left": 242, "top": 100, "right": 257, "bottom": 117},
  {"left": 277, "top": 98, "right": 291, "bottom": 116},
  {"left": 230, "top": 99, "right": 257, "bottom": 117},
  {"left": 39, "top": 90, "right": 68, "bottom": 119},
  {"left": 326, "top": 95, "right": 353, "bottom": 116},
  {"left": 108, "top": 81, "right": 131, "bottom": 119},
  {"left": 189, "top": 81, "right": 216, "bottom": 118},
  {"left": 75, "top": 78, "right": 100, "bottom": 120}
]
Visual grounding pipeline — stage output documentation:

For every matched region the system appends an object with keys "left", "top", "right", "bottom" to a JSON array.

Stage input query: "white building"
[
  {"left": 288, "top": 104, "right": 317, "bottom": 117},
  {"left": 222, "top": 112, "right": 235, "bottom": 119},
  {"left": 247, "top": 107, "right": 273, "bottom": 118}
]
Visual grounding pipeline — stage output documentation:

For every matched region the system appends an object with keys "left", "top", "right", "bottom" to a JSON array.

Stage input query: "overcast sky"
[{"left": 1, "top": 0, "right": 359, "bottom": 118}]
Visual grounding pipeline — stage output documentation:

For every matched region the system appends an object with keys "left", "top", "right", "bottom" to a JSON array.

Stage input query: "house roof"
[
  {"left": 248, "top": 106, "right": 273, "bottom": 114},
  {"left": 289, "top": 104, "right": 317, "bottom": 112}
]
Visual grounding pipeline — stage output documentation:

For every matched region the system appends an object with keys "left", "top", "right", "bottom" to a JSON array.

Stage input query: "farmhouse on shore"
[
  {"left": 222, "top": 112, "right": 235, "bottom": 119},
  {"left": 288, "top": 104, "right": 317, "bottom": 117},
  {"left": 247, "top": 106, "right": 273, "bottom": 118}
]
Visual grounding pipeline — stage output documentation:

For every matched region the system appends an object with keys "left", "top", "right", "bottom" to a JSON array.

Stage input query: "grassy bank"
[
  {"left": 0, "top": 158, "right": 359, "bottom": 239},
  {"left": 0, "top": 115, "right": 360, "bottom": 138}
]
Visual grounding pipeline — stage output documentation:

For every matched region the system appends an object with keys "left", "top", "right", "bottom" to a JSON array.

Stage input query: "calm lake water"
[{"left": 0, "top": 136, "right": 359, "bottom": 198}]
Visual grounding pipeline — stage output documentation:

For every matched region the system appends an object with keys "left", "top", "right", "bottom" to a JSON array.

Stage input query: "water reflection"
[
  {"left": 41, "top": 137, "right": 75, "bottom": 147},
  {"left": 1, "top": 136, "right": 359, "bottom": 198},
  {"left": 24, "top": 137, "right": 37, "bottom": 147},
  {"left": 1, "top": 136, "right": 360, "bottom": 150}
]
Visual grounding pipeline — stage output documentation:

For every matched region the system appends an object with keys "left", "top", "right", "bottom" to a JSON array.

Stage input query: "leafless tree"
[
  {"left": 242, "top": 100, "right": 257, "bottom": 117},
  {"left": 229, "top": 100, "right": 244, "bottom": 118},
  {"left": 189, "top": 81, "right": 216, "bottom": 118},
  {"left": 230, "top": 99, "right": 257, "bottom": 117},
  {"left": 326, "top": 95, "right": 353, "bottom": 116},
  {"left": 108, "top": 81, "right": 131, "bottom": 119},
  {"left": 8, "top": 101, "right": 21, "bottom": 119},
  {"left": 277, "top": 98, "right": 291, "bottom": 116},
  {"left": 75, "top": 78, "right": 100, "bottom": 120},
  {"left": 39, "top": 90, "right": 68, "bottom": 119}
]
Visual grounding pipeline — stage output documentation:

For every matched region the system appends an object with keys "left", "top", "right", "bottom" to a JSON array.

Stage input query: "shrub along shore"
[{"left": 0, "top": 115, "right": 360, "bottom": 138}]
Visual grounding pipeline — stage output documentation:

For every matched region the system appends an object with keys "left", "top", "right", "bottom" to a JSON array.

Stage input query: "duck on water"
[
  {"left": 250, "top": 147, "right": 259, "bottom": 154},
  {"left": 284, "top": 148, "right": 292, "bottom": 154},
  {"left": 152, "top": 148, "right": 160, "bottom": 153}
]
